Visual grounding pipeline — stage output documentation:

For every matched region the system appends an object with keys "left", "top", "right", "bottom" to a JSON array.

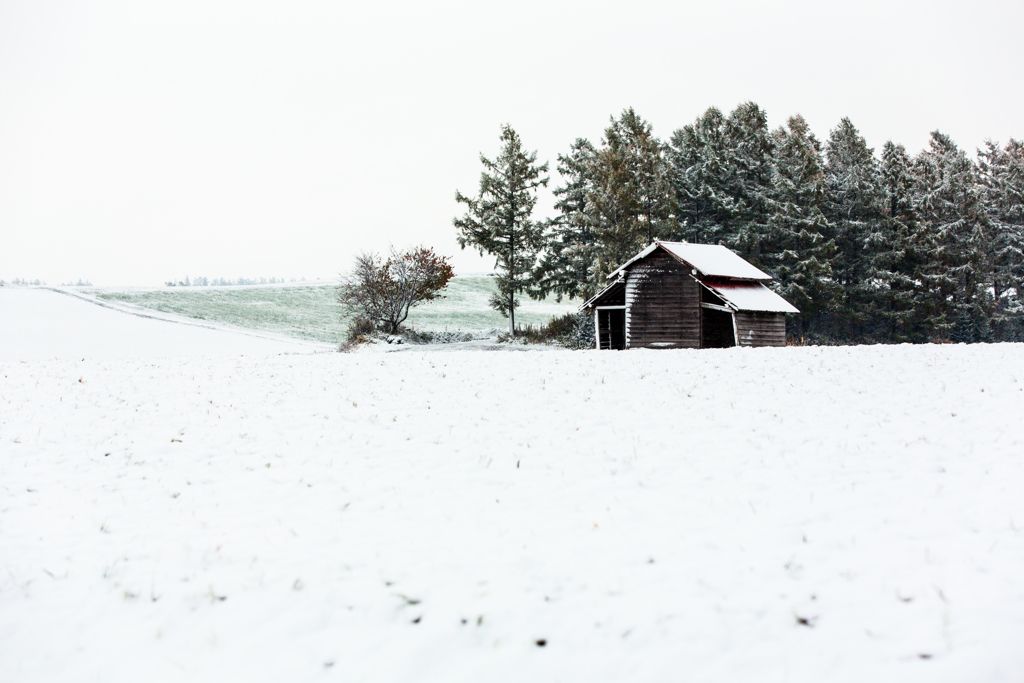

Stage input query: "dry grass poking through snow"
[{"left": 2, "top": 344, "right": 1024, "bottom": 682}]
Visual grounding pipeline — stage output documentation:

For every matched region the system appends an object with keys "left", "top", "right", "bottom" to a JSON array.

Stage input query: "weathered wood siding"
[
  {"left": 625, "top": 252, "right": 700, "bottom": 348},
  {"left": 734, "top": 311, "right": 786, "bottom": 347}
]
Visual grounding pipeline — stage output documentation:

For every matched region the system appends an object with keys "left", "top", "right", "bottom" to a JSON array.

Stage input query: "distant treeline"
[
  {"left": 165, "top": 276, "right": 306, "bottom": 287},
  {"left": 1, "top": 278, "right": 46, "bottom": 286},
  {"left": 529, "top": 104, "right": 1023, "bottom": 344}
]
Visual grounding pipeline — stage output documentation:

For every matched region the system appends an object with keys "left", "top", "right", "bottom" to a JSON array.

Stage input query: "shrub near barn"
[{"left": 337, "top": 246, "right": 454, "bottom": 341}]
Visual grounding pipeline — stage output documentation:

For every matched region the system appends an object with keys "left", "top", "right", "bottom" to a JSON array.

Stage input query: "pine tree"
[
  {"left": 766, "top": 114, "right": 838, "bottom": 339},
  {"left": 821, "top": 118, "right": 886, "bottom": 339},
  {"left": 587, "top": 128, "right": 635, "bottom": 276},
  {"left": 977, "top": 139, "right": 1024, "bottom": 340},
  {"left": 618, "top": 109, "right": 678, "bottom": 245},
  {"left": 454, "top": 125, "right": 549, "bottom": 335},
  {"left": 913, "top": 131, "right": 991, "bottom": 340},
  {"left": 587, "top": 109, "right": 677, "bottom": 278},
  {"left": 532, "top": 138, "right": 601, "bottom": 301}
]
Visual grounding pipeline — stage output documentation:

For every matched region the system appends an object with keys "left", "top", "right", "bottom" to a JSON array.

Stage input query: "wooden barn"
[{"left": 581, "top": 241, "right": 799, "bottom": 350}]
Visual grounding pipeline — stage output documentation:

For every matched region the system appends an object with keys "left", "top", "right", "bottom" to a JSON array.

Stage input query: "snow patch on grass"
[{"left": 93, "top": 277, "right": 581, "bottom": 344}]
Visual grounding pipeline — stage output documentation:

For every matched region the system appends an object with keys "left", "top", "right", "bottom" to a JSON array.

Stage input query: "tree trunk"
[
  {"left": 508, "top": 221, "right": 516, "bottom": 336},
  {"left": 509, "top": 291, "right": 515, "bottom": 336}
]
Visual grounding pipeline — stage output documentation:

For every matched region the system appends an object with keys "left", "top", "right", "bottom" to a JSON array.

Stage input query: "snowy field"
[
  {"left": 91, "top": 277, "right": 580, "bottom": 343},
  {"left": 2, "top": 288, "right": 1024, "bottom": 682}
]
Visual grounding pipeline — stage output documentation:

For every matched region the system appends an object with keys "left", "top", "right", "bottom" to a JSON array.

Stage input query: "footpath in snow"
[{"left": 2, "top": 327, "right": 1023, "bottom": 681}]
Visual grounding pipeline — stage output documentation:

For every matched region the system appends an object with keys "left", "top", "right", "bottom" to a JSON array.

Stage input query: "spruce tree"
[
  {"left": 669, "top": 106, "right": 734, "bottom": 245},
  {"left": 669, "top": 101, "right": 777, "bottom": 266},
  {"left": 721, "top": 102, "right": 777, "bottom": 262},
  {"left": 532, "top": 138, "right": 601, "bottom": 301},
  {"left": 879, "top": 141, "right": 936, "bottom": 342},
  {"left": 766, "top": 114, "right": 838, "bottom": 339},
  {"left": 822, "top": 118, "right": 886, "bottom": 339},
  {"left": 977, "top": 139, "right": 1024, "bottom": 340},
  {"left": 454, "top": 125, "right": 549, "bottom": 335},
  {"left": 912, "top": 131, "right": 991, "bottom": 340}
]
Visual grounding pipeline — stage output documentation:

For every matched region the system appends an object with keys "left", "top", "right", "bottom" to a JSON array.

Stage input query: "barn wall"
[
  {"left": 734, "top": 311, "right": 786, "bottom": 347},
  {"left": 625, "top": 252, "right": 700, "bottom": 348}
]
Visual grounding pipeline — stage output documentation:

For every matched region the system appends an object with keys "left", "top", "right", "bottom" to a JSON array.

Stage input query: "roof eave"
[
  {"left": 607, "top": 242, "right": 660, "bottom": 280},
  {"left": 701, "top": 279, "right": 800, "bottom": 314},
  {"left": 579, "top": 276, "right": 625, "bottom": 310}
]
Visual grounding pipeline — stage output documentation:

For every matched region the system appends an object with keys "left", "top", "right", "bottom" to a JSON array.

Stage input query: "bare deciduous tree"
[{"left": 337, "top": 246, "right": 455, "bottom": 335}]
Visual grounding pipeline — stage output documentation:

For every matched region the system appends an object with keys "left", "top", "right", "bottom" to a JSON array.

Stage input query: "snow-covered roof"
[
  {"left": 610, "top": 241, "right": 773, "bottom": 281},
  {"left": 702, "top": 280, "right": 799, "bottom": 313}
]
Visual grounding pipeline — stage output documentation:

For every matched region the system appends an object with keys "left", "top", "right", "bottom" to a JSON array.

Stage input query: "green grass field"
[{"left": 95, "top": 278, "right": 580, "bottom": 344}]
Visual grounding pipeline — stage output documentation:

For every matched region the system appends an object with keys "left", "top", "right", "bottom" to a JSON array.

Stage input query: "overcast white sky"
[{"left": 2, "top": 0, "right": 1022, "bottom": 285}]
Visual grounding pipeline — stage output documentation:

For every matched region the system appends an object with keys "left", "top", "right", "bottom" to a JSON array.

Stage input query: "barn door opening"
[
  {"left": 700, "top": 307, "right": 736, "bottom": 348},
  {"left": 598, "top": 309, "right": 626, "bottom": 350}
]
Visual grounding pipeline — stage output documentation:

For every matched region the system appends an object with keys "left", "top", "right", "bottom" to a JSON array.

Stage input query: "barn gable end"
[{"left": 625, "top": 251, "right": 700, "bottom": 349}]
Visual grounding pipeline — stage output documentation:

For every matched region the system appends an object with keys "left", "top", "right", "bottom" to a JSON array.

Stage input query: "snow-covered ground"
[{"left": 2, "top": 288, "right": 1024, "bottom": 682}]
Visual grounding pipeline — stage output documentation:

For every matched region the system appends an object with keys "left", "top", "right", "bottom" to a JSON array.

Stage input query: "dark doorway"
[
  {"left": 701, "top": 308, "right": 735, "bottom": 348},
  {"left": 598, "top": 309, "right": 626, "bottom": 350}
]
